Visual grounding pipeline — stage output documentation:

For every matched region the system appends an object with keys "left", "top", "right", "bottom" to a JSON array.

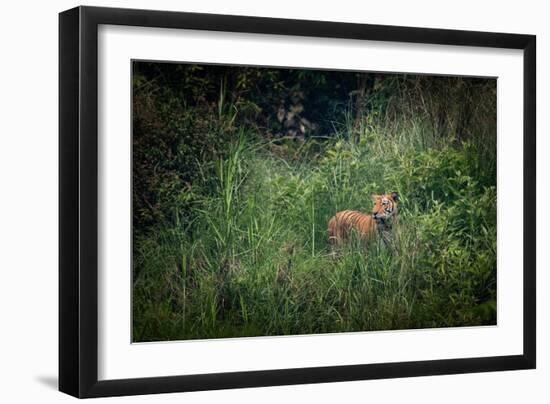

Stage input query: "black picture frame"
[{"left": 59, "top": 5, "right": 536, "bottom": 398}]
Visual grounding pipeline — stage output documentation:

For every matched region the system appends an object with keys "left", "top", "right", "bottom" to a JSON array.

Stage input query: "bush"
[{"left": 133, "top": 131, "right": 496, "bottom": 341}]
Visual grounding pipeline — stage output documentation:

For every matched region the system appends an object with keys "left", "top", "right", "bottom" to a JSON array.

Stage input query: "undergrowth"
[{"left": 133, "top": 120, "right": 496, "bottom": 341}]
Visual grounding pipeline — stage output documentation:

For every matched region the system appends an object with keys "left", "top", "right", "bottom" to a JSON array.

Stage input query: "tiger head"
[{"left": 372, "top": 192, "right": 399, "bottom": 220}]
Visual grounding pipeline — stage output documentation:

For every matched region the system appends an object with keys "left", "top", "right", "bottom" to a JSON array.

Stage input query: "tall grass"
[{"left": 132, "top": 116, "right": 497, "bottom": 342}]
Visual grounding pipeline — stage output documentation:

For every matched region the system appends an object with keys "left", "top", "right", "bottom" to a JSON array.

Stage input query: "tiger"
[{"left": 327, "top": 192, "right": 399, "bottom": 247}]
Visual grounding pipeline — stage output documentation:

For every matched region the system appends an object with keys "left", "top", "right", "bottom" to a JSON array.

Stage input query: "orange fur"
[{"left": 328, "top": 193, "right": 399, "bottom": 246}]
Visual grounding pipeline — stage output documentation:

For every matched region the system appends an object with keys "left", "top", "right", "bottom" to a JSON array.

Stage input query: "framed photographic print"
[{"left": 59, "top": 6, "right": 536, "bottom": 398}]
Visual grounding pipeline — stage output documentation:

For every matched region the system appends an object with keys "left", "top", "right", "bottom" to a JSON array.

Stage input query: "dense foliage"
[{"left": 132, "top": 62, "right": 497, "bottom": 341}]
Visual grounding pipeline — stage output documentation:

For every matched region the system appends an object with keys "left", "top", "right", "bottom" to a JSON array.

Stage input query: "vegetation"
[{"left": 132, "top": 62, "right": 497, "bottom": 342}]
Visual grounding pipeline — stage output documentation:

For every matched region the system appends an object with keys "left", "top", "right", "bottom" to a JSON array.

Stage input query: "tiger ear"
[
  {"left": 391, "top": 192, "right": 400, "bottom": 201},
  {"left": 371, "top": 194, "right": 381, "bottom": 202}
]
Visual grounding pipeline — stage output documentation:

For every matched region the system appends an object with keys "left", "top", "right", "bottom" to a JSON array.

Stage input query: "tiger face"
[{"left": 372, "top": 192, "right": 399, "bottom": 220}]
